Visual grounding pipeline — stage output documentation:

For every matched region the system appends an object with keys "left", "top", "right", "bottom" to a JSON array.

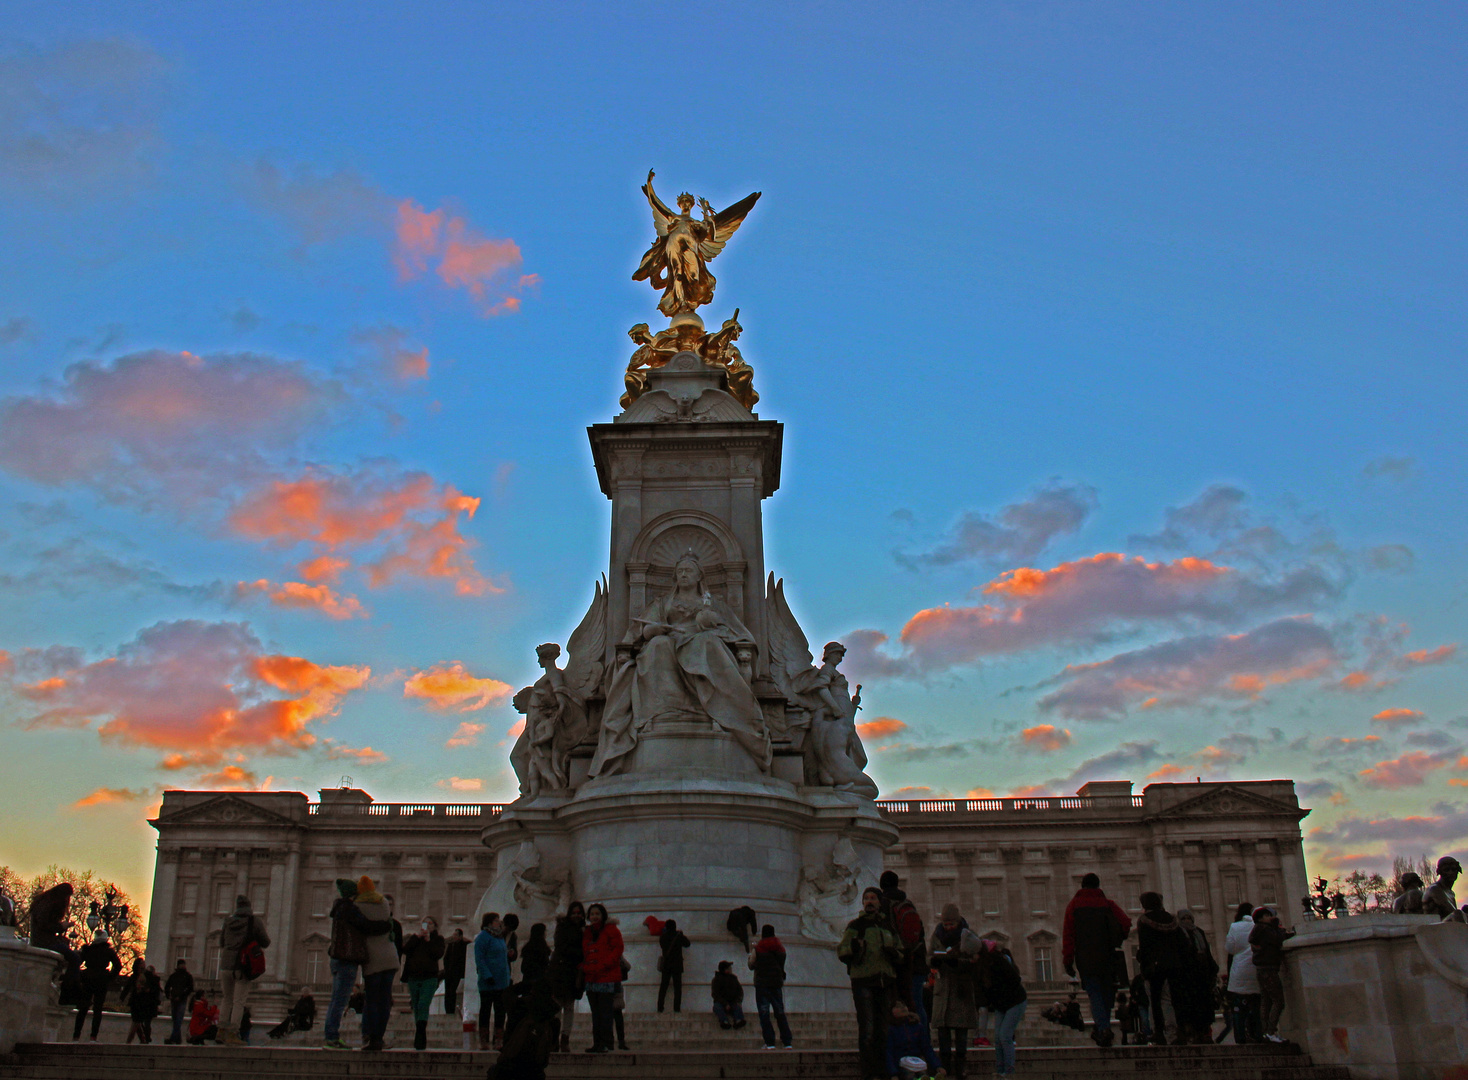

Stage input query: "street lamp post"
[{"left": 86, "top": 889, "right": 130, "bottom": 938}]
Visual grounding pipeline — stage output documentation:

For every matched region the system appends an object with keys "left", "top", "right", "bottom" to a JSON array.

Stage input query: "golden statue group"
[{"left": 621, "top": 170, "right": 762, "bottom": 411}]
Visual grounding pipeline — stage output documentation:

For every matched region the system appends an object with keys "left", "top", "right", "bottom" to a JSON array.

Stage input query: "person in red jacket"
[
  {"left": 579, "top": 903, "right": 624, "bottom": 1054},
  {"left": 1061, "top": 873, "right": 1132, "bottom": 1048}
]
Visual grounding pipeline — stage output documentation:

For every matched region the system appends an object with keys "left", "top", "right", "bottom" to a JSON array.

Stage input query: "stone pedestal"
[
  {"left": 0, "top": 935, "right": 63, "bottom": 1053},
  {"left": 1281, "top": 913, "right": 1468, "bottom": 1080}
]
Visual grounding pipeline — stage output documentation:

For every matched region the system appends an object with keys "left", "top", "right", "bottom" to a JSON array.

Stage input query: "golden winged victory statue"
[{"left": 633, "top": 169, "right": 760, "bottom": 320}]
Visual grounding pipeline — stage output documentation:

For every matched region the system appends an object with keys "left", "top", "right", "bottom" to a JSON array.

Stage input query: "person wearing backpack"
[
  {"left": 1061, "top": 873, "right": 1131, "bottom": 1048},
  {"left": 217, "top": 894, "right": 270, "bottom": 1045},
  {"left": 879, "top": 870, "right": 927, "bottom": 1023}
]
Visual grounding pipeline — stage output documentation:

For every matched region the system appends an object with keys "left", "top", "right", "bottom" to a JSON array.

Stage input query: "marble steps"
[{"left": 0, "top": 1042, "right": 1351, "bottom": 1080}]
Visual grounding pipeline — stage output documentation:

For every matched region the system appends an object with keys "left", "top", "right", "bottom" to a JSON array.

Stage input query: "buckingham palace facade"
[{"left": 144, "top": 778, "right": 1309, "bottom": 1003}]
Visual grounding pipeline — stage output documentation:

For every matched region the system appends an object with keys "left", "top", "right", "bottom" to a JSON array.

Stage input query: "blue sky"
[{"left": 0, "top": 1, "right": 1464, "bottom": 908}]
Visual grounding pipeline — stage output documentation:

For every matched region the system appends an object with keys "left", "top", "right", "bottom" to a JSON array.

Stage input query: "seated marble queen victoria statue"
[{"left": 591, "top": 552, "right": 772, "bottom": 777}]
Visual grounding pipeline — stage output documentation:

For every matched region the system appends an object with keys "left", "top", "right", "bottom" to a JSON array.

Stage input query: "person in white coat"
[{"left": 1223, "top": 902, "right": 1261, "bottom": 1043}]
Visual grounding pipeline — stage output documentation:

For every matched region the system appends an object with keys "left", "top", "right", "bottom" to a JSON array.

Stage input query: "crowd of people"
[{"left": 1057, "top": 872, "right": 1298, "bottom": 1050}]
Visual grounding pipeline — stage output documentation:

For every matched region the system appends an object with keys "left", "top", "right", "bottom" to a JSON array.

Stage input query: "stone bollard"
[{"left": 0, "top": 932, "right": 65, "bottom": 1054}]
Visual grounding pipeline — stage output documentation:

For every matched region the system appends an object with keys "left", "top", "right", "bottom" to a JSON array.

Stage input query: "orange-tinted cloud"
[
  {"left": 506, "top": 718, "right": 526, "bottom": 739},
  {"left": 352, "top": 325, "right": 429, "bottom": 382},
  {"left": 1038, "top": 617, "right": 1337, "bottom": 720},
  {"left": 436, "top": 776, "right": 484, "bottom": 792},
  {"left": 856, "top": 717, "right": 907, "bottom": 741},
  {"left": 235, "top": 578, "right": 368, "bottom": 620},
  {"left": 885, "top": 786, "right": 940, "bottom": 800},
  {"left": 394, "top": 199, "right": 532, "bottom": 317},
  {"left": 297, "top": 555, "right": 349, "bottom": 583},
  {"left": 1008, "top": 784, "right": 1053, "bottom": 798},
  {"left": 72, "top": 786, "right": 149, "bottom": 808},
  {"left": 1146, "top": 763, "right": 1188, "bottom": 782},
  {"left": 5, "top": 620, "right": 370, "bottom": 766},
  {"left": 1358, "top": 751, "right": 1452, "bottom": 789},
  {"left": 1019, "top": 724, "right": 1072, "bottom": 753},
  {"left": 1338, "top": 670, "right": 1391, "bottom": 692},
  {"left": 894, "top": 552, "right": 1335, "bottom": 673},
  {"left": 228, "top": 470, "right": 492, "bottom": 597},
  {"left": 403, "top": 662, "right": 511, "bottom": 712},
  {"left": 197, "top": 764, "right": 262, "bottom": 789},
  {"left": 1401, "top": 644, "right": 1457, "bottom": 668},
  {"left": 323, "top": 740, "right": 387, "bottom": 763},
  {"left": 966, "top": 787, "right": 997, "bottom": 798},
  {"left": 1371, "top": 707, "right": 1425, "bottom": 727},
  {"left": 444, "top": 721, "right": 486, "bottom": 748}
]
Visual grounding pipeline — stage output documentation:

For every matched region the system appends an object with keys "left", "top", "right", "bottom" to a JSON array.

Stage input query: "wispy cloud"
[
  {"left": 404, "top": 662, "right": 512, "bottom": 712},
  {"left": 896, "top": 481, "right": 1096, "bottom": 568}
]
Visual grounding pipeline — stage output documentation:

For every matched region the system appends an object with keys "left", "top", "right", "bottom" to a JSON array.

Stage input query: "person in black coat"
[
  {"left": 1136, "top": 892, "right": 1187, "bottom": 1045},
  {"left": 121, "top": 960, "right": 162, "bottom": 1044},
  {"left": 163, "top": 959, "right": 195, "bottom": 1044},
  {"left": 267, "top": 989, "right": 316, "bottom": 1039},
  {"left": 658, "top": 919, "right": 691, "bottom": 1013},
  {"left": 1175, "top": 910, "right": 1220, "bottom": 1043},
  {"left": 547, "top": 902, "right": 586, "bottom": 1052},
  {"left": 72, "top": 929, "right": 122, "bottom": 1041},
  {"left": 519, "top": 923, "right": 551, "bottom": 988},
  {"left": 442, "top": 928, "right": 468, "bottom": 1013}
]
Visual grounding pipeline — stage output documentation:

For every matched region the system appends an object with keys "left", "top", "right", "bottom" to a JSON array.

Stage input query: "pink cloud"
[
  {"left": 1037, "top": 617, "right": 1337, "bottom": 720},
  {"left": 394, "top": 199, "right": 532, "bottom": 316},
  {"left": 1019, "top": 724, "right": 1072, "bottom": 753},
  {"left": 856, "top": 717, "right": 907, "bottom": 741},
  {"left": 72, "top": 787, "right": 150, "bottom": 809},
  {"left": 5, "top": 620, "right": 370, "bottom": 766},
  {"left": 235, "top": 579, "right": 368, "bottom": 620},
  {"left": 436, "top": 776, "right": 484, "bottom": 792},
  {"left": 1371, "top": 707, "right": 1425, "bottom": 727},
  {"left": 444, "top": 721, "right": 486, "bottom": 749},
  {"left": 1358, "top": 751, "right": 1453, "bottom": 789}
]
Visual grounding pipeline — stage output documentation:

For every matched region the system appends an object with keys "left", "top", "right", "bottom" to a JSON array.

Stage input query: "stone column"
[
  {"left": 427, "top": 852, "right": 449, "bottom": 924},
  {"left": 1243, "top": 842, "right": 1260, "bottom": 907},
  {"left": 266, "top": 846, "right": 298, "bottom": 991},
  {"left": 145, "top": 847, "right": 180, "bottom": 971},
  {"left": 954, "top": 847, "right": 977, "bottom": 916},
  {"left": 1163, "top": 842, "right": 1188, "bottom": 910},
  {"left": 906, "top": 847, "right": 930, "bottom": 916},
  {"left": 1203, "top": 843, "right": 1228, "bottom": 944},
  {"left": 1278, "top": 836, "right": 1309, "bottom": 920},
  {"left": 726, "top": 450, "right": 767, "bottom": 676}
]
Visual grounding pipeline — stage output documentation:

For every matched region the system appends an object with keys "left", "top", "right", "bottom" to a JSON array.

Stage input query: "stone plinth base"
[
  {"left": 1281, "top": 913, "right": 1468, "bottom": 1080},
  {"left": 0, "top": 935, "right": 63, "bottom": 1054}
]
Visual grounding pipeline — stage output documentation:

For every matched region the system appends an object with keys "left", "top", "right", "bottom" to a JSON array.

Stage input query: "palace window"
[
  {"left": 401, "top": 882, "right": 426, "bottom": 919},
  {"left": 179, "top": 880, "right": 199, "bottom": 915},
  {"left": 1259, "top": 874, "right": 1278, "bottom": 905},
  {"left": 310, "top": 885, "right": 330, "bottom": 918},
  {"left": 1027, "top": 880, "right": 1049, "bottom": 915},
  {"left": 1186, "top": 873, "right": 1209, "bottom": 910},
  {"left": 213, "top": 882, "right": 233, "bottom": 915},
  {"left": 1222, "top": 871, "right": 1244, "bottom": 908},
  {"left": 1033, "top": 946, "right": 1054, "bottom": 983},
  {"left": 929, "top": 878, "right": 956, "bottom": 909},
  {"left": 306, "top": 949, "right": 325, "bottom": 985},
  {"left": 449, "top": 885, "right": 469, "bottom": 920},
  {"left": 1121, "top": 878, "right": 1142, "bottom": 912},
  {"left": 979, "top": 881, "right": 1001, "bottom": 915},
  {"left": 248, "top": 882, "right": 268, "bottom": 915},
  {"left": 172, "top": 939, "right": 191, "bottom": 967}
]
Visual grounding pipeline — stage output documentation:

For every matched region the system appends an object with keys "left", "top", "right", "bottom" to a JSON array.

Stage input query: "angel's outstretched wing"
[
  {"left": 563, "top": 575, "right": 608, "bottom": 698},
  {"left": 766, "top": 572, "right": 814, "bottom": 703},
  {"left": 698, "top": 191, "right": 761, "bottom": 262}
]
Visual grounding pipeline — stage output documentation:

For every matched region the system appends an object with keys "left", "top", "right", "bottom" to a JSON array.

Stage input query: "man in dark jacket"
[
  {"left": 748, "top": 924, "right": 792, "bottom": 1049},
  {"left": 163, "top": 959, "right": 195, "bottom": 1044},
  {"left": 710, "top": 960, "right": 746, "bottom": 1029},
  {"left": 878, "top": 870, "right": 927, "bottom": 1020},
  {"left": 1249, "top": 907, "right": 1295, "bottom": 1042},
  {"left": 218, "top": 895, "right": 270, "bottom": 1045},
  {"left": 1061, "top": 873, "right": 1132, "bottom": 1048},
  {"left": 268, "top": 988, "right": 316, "bottom": 1039},
  {"left": 1136, "top": 892, "right": 1186, "bottom": 1045},
  {"left": 658, "top": 919, "right": 690, "bottom": 1013},
  {"left": 442, "top": 928, "right": 468, "bottom": 1014},
  {"left": 322, "top": 879, "right": 389, "bottom": 1050},
  {"left": 72, "top": 929, "right": 122, "bottom": 1041},
  {"left": 838, "top": 887, "right": 902, "bottom": 1080}
]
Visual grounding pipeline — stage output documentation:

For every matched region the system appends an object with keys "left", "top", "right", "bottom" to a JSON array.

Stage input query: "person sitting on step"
[{"left": 710, "top": 960, "right": 747, "bottom": 1029}]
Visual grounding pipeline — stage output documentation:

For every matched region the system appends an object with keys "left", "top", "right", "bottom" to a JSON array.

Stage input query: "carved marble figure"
[
  {"left": 797, "top": 838, "right": 862, "bottom": 943},
  {"left": 509, "top": 580, "right": 606, "bottom": 797},
  {"left": 591, "top": 552, "right": 771, "bottom": 777},
  {"left": 767, "top": 576, "right": 878, "bottom": 799},
  {"left": 633, "top": 170, "right": 760, "bottom": 316},
  {"left": 700, "top": 308, "right": 759, "bottom": 410},
  {"left": 1423, "top": 856, "right": 1465, "bottom": 921},
  {"left": 1390, "top": 872, "right": 1425, "bottom": 914}
]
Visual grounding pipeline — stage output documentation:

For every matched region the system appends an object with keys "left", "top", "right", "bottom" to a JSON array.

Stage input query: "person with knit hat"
[
  {"left": 322, "top": 878, "right": 391, "bottom": 1050},
  {"left": 929, "top": 902, "right": 981, "bottom": 1079},
  {"left": 352, "top": 876, "right": 398, "bottom": 1051},
  {"left": 217, "top": 894, "right": 269, "bottom": 1045}
]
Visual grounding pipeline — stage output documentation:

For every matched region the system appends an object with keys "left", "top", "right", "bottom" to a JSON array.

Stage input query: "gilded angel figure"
[{"left": 633, "top": 170, "right": 760, "bottom": 316}]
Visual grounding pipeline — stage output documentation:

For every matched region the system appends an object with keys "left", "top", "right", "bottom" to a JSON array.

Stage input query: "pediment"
[
  {"left": 152, "top": 794, "right": 300, "bottom": 828},
  {"left": 300, "top": 932, "right": 329, "bottom": 945},
  {"left": 1148, "top": 786, "right": 1302, "bottom": 821}
]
